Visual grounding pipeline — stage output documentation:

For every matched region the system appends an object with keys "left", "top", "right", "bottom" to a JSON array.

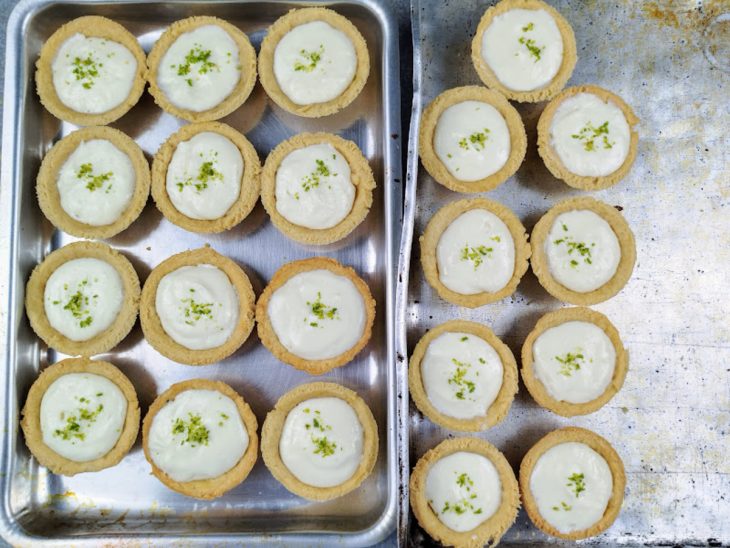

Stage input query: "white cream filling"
[
  {"left": 40, "top": 372, "right": 127, "bottom": 462},
  {"left": 273, "top": 20, "right": 357, "bottom": 105},
  {"left": 436, "top": 209, "right": 515, "bottom": 295},
  {"left": 147, "top": 388, "right": 248, "bottom": 483},
  {"left": 51, "top": 33, "right": 138, "bottom": 114},
  {"left": 157, "top": 25, "right": 241, "bottom": 112},
  {"left": 274, "top": 143, "right": 355, "bottom": 230},
  {"left": 530, "top": 441, "right": 614, "bottom": 534},
  {"left": 425, "top": 451, "right": 502, "bottom": 533},
  {"left": 533, "top": 320, "right": 616, "bottom": 404},
  {"left": 433, "top": 100, "right": 511, "bottom": 182},
  {"left": 267, "top": 269, "right": 366, "bottom": 360},
  {"left": 550, "top": 92, "right": 632, "bottom": 177},
  {"left": 545, "top": 210, "right": 621, "bottom": 293},
  {"left": 155, "top": 264, "right": 239, "bottom": 350},
  {"left": 279, "top": 397, "right": 363, "bottom": 488},
  {"left": 481, "top": 9, "right": 564, "bottom": 92},
  {"left": 44, "top": 258, "right": 124, "bottom": 342},
  {"left": 421, "top": 332, "right": 504, "bottom": 419},
  {"left": 165, "top": 131, "right": 243, "bottom": 220},
  {"left": 56, "top": 139, "right": 136, "bottom": 226}
]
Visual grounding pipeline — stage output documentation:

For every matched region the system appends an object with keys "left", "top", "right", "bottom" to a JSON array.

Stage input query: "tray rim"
[{"left": 0, "top": 0, "right": 402, "bottom": 545}]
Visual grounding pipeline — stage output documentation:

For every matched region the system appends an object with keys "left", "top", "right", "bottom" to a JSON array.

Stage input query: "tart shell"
[
  {"left": 260, "top": 381, "right": 378, "bottom": 501},
  {"left": 142, "top": 378, "right": 259, "bottom": 499},
  {"left": 519, "top": 426, "right": 626, "bottom": 540},
  {"left": 418, "top": 86, "right": 527, "bottom": 193},
  {"left": 409, "top": 320, "right": 518, "bottom": 432}
]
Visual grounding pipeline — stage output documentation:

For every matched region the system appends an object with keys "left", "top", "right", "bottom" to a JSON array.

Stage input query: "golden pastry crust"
[
  {"left": 530, "top": 197, "right": 636, "bottom": 305},
  {"left": 418, "top": 86, "right": 527, "bottom": 193},
  {"left": 36, "top": 16, "right": 147, "bottom": 126},
  {"left": 146, "top": 16, "right": 257, "bottom": 122},
  {"left": 537, "top": 85, "right": 639, "bottom": 190},
  {"left": 409, "top": 320, "right": 518, "bottom": 432},
  {"left": 410, "top": 437, "right": 520, "bottom": 548},
  {"left": 20, "top": 357, "right": 140, "bottom": 476},
  {"left": 519, "top": 427, "right": 626, "bottom": 540},
  {"left": 150, "top": 121, "right": 261, "bottom": 233},
  {"left": 260, "top": 132, "right": 376, "bottom": 245},
  {"left": 258, "top": 7, "right": 370, "bottom": 118},
  {"left": 36, "top": 126, "right": 150, "bottom": 239},
  {"left": 256, "top": 257, "right": 375, "bottom": 375},
  {"left": 471, "top": 0, "right": 577, "bottom": 103},
  {"left": 521, "top": 307, "right": 628, "bottom": 416},
  {"left": 139, "top": 247, "right": 255, "bottom": 366},
  {"left": 420, "top": 198, "right": 531, "bottom": 307},
  {"left": 142, "top": 379, "right": 259, "bottom": 499},
  {"left": 25, "top": 241, "right": 140, "bottom": 356},
  {"left": 260, "top": 382, "right": 378, "bottom": 501}
]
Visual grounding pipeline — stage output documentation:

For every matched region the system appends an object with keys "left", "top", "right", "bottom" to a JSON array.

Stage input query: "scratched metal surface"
[
  {"left": 0, "top": 0, "right": 402, "bottom": 545},
  {"left": 396, "top": 0, "right": 730, "bottom": 545}
]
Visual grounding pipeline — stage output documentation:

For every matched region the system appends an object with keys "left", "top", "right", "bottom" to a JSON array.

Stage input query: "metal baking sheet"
[
  {"left": 0, "top": 0, "right": 402, "bottom": 545},
  {"left": 397, "top": 0, "right": 730, "bottom": 545}
]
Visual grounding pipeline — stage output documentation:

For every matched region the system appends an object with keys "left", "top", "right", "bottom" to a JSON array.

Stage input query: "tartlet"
[
  {"left": 520, "top": 427, "right": 626, "bottom": 540},
  {"left": 419, "top": 86, "right": 527, "bottom": 193},
  {"left": 260, "top": 132, "right": 376, "bottom": 245},
  {"left": 21, "top": 357, "right": 140, "bottom": 476},
  {"left": 521, "top": 307, "right": 628, "bottom": 416},
  {"left": 258, "top": 7, "right": 370, "bottom": 118},
  {"left": 146, "top": 16, "right": 257, "bottom": 122},
  {"left": 142, "top": 379, "right": 259, "bottom": 499},
  {"left": 25, "top": 241, "right": 140, "bottom": 356},
  {"left": 408, "top": 320, "right": 518, "bottom": 432},
  {"left": 256, "top": 257, "right": 375, "bottom": 375},
  {"left": 420, "top": 198, "right": 531, "bottom": 307},
  {"left": 37, "top": 126, "right": 150, "bottom": 239},
  {"left": 139, "top": 246, "right": 256, "bottom": 366},
  {"left": 410, "top": 437, "right": 520, "bottom": 547},
  {"left": 537, "top": 85, "right": 639, "bottom": 190},
  {"left": 36, "top": 16, "right": 147, "bottom": 126},
  {"left": 261, "top": 382, "right": 378, "bottom": 501},
  {"left": 151, "top": 121, "right": 261, "bottom": 233},
  {"left": 471, "top": 0, "right": 577, "bottom": 103},
  {"left": 530, "top": 197, "right": 636, "bottom": 305}
]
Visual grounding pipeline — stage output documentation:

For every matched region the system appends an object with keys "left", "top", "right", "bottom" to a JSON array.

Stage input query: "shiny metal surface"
[
  {"left": 0, "top": 0, "right": 401, "bottom": 545},
  {"left": 397, "top": 0, "right": 730, "bottom": 545}
]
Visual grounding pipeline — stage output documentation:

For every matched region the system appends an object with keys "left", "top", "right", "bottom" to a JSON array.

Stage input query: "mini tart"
[
  {"left": 35, "top": 16, "right": 146, "bottom": 126},
  {"left": 419, "top": 86, "right": 527, "bottom": 193},
  {"left": 519, "top": 427, "right": 626, "bottom": 540},
  {"left": 261, "top": 382, "right": 378, "bottom": 501},
  {"left": 537, "top": 85, "right": 639, "bottom": 190},
  {"left": 420, "top": 198, "right": 531, "bottom": 307},
  {"left": 256, "top": 257, "right": 375, "bottom": 375},
  {"left": 258, "top": 7, "right": 370, "bottom": 118},
  {"left": 146, "top": 16, "right": 257, "bottom": 122},
  {"left": 410, "top": 437, "right": 520, "bottom": 547},
  {"left": 530, "top": 197, "right": 636, "bottom": 305},
  {"left": 20, "top": 357, "right": 139, "bottom": 476},
  {"left": 471, "top": 0, "right": 577, "bottom": 103},
  {"left": 25, "top": 241, "right": 140, "bottom": 356},
  {"left": 142, "top": 379, "right": 258, "bottom": 499},
  {"left": 139, "top": 247, "right": 255, "bottom": 365},
  {"left": 409, "top": 320, "right": 518, "bottom": 432},
  {"left": 151, "top": 121, "right": 261, "bottom": 233},
  {"left": 261, "top": 132, "right": 376, "bottom": 245},
  {"left": 521, "top": 307, "right": 628, "bottom": 416},
  {"left": 36, "top": 126, "right": 150, "bottom": 239}
]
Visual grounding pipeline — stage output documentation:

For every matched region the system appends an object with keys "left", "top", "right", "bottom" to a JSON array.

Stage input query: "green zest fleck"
[
  {"left": 460, "top": 336, "right": 469, "bottom": 342},
  {"left": 567, "top": 472, "right": 586, "bottom": 497},
  {"left": 518, "top": 22, "right": 543, "bottom": 61},
  {"left": 77, "top": 163, "right": 113, "bottom": 192},
  {"left": 448, "top": 358, "right": 476, "bottom": 401},
  {"left": 304, "top": 408, "right": 337, "bottom": 456},
  {"left": 312, "top": 435, "right": 337, "bottom": 457},
  {"left": 53, "top": 397, "right": 104, "bottom": 442},
  {"left": 458, "top": 128, "right": 491, "bottom": 151},
  {"left": 553, "top": 228, "right": 595, "bottom": 267},
  {"left": 305, "top": 291, "right": 338, "bottom": 327},
  {"left": 72, "top": 54, "right": 102, "bottom": 89},
  {"left": 439, "top": 472, "right": 482, "bottom": 516},
  {"left": 218, "top": 412, "right": 230, "bottom": 426},
  {"left": 176, "top": 154, "right": 223, "bottom": 193},
  {"left": 172, "top": 413, "right": 210, "bottom": 446},
  {"left": 294, "top": 45, "right": 324, "bottom": 72},
  {"left": 555, "top": 351, "right": 585, "bottom": 377},
  {"left": 176, "top": 45, "right": 218, "bottom": 86},
  {"left": 522, "top": 22, "right": 535, "bottom": 32},
  {"left": 181, "top": 293, "right": 214, "bottom": 326},
  {"left": 54, "top": 278, "right": 95, "bottom": 328},
  {"left": 552, "top": 501, "right": 573, "bottom": 511},
  {"left": 460, "top": 244, "right": 493, "bottom": 270},
  {"left": 301, "top": 159, "right": 336, "bottom": 192},
  {"left": 571, "top": 121, "right": 614, "bottom": 152}
]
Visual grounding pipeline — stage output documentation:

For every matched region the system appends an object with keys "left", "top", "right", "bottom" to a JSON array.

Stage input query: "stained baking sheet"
[
  {"left": 397, "top": 0, "right": 730, "bottom": 545},
  {"left": 0, "top": 0, "right": 401, "bottom": 545}
]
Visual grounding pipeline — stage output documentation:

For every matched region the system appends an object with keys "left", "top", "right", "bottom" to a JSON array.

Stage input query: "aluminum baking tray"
[
  {"left": 396, "top": 0, "right": 730, "bottom": 545},
  {"left": 0, "top": 0, "right": 402, "bottom": 545}
]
